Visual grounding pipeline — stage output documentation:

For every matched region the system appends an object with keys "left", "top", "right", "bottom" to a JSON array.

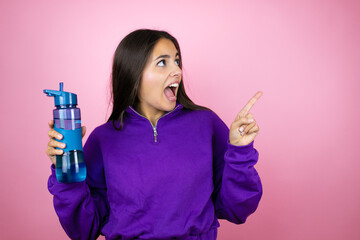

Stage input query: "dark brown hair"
[{"left": 107, "top": 29, "right": 210, "bottom": 130}]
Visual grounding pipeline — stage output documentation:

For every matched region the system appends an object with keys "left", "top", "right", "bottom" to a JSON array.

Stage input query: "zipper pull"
[{"left": 152, "top": 126, "right": 158, "bottom": 142}]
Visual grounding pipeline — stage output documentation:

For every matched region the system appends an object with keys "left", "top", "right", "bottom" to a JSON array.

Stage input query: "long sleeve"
[
  {"left": 48, "top": 129, "right": 109, "bottom": 240},
  {"left": 211, "top": 112, "right": 263, "bottom": 224}
]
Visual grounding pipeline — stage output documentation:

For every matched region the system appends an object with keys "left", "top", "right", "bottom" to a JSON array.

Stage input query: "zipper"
[
  {"left": 129, "top": 105, "right": 181, "bottom": 143},
  {"left": 152, "top": 124, "right": 158, "bottom": 142}
]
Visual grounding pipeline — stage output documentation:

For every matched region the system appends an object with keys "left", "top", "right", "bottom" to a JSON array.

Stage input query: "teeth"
[{"left": 168, "top": 83, "right": 179, "bottom": 88}]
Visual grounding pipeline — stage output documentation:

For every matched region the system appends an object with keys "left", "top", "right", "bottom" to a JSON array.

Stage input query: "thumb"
[
  {"left": 48, "top": 120, "right": 54, "bottom": 129},
  {"left": 81, "top": 126, "right": 86, "bottom": 138}
]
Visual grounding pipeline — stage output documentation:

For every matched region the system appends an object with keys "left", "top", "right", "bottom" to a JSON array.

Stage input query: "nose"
[{"left": 170, "top": 65, "right": 182, "bottom": 78}]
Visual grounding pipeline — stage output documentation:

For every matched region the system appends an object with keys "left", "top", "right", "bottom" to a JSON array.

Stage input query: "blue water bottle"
[{"left": 43, "top": 82, "right": 86, "bottom": 183}]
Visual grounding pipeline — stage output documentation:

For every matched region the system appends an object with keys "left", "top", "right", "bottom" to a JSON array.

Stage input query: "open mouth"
[{"left": 164, "top": 82, "right": 179, "bottom": 101}]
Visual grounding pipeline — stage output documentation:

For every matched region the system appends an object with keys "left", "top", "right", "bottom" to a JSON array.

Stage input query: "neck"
[{"left": 134, "top": 103, "right": 165, "bottom": 126}]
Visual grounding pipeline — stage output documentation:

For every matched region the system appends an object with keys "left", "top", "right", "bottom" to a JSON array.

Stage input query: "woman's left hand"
[{"left": 229, "top": 91, "right": 263, "bottom": 146}]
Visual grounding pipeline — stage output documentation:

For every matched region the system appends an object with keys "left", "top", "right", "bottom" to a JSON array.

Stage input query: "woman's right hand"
[{"left": 46, "top": 120, "right": 86, "bottom": 166}]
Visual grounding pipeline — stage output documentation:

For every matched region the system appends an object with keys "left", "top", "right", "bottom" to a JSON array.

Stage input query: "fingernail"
[
  {"left": 248, "top": 118, "right": 254, "bottom": 123},
  {"left": 57, "top": 134, "right": 62, "bottom": 139},
  {"left": 60, "top": 143, "right": 65, "bottom": 148},
  {"left": 239, "top": 126, "right": 244, "bottom": 131}
]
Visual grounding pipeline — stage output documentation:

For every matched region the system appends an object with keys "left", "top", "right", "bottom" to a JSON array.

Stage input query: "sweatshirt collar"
[{"left": 125, "top": 102, "right": 183, "bottom": 120}]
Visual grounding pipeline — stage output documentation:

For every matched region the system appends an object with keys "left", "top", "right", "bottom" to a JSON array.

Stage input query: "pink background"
[{"left": 1, "top": 0, "right": 359, "bottom": 239}]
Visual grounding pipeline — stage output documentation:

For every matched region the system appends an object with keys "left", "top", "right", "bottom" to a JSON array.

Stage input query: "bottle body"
[
  {"left": 53, "top": 106, "right": 86, "bottom": 183},
  {"left": 56, "top": 150, "right": 86, "bottom": 183}
]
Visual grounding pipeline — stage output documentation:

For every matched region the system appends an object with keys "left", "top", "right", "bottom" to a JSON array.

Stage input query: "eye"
[
  {"left": 157, "top": 59, "right": 165, "bottom": 67},
  {"left": 175, "top": 59, "right": 180, "bottom": 66}
]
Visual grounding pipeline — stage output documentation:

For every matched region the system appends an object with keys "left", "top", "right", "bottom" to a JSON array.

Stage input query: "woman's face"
[{"left": 136, "top": 38, "right": 182, "bottom": 120}]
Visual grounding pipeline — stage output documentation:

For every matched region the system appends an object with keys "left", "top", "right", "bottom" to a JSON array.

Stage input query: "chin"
[
  {"left": 162, "top": 96, "right": 177, "bottom": 110},
  {"left": 164, "top": 101, "right": 176, "bottom": 111}
]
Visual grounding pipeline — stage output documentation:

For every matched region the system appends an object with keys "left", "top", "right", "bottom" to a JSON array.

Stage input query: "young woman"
[{"left": 46, "top": 29, "right": 263, "bottom": 240}]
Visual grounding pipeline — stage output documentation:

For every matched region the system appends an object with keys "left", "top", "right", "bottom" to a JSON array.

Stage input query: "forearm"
[
  {"left": 48, "top": 165, "right": 106, "bottom": 240},
  {"left": 214, "top": 141, "right": 263, "bottom": 224}
]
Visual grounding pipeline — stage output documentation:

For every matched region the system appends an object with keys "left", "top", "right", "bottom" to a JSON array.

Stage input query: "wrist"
[{"left": 229, "top": 140, "right": 254, "bottom": 147}]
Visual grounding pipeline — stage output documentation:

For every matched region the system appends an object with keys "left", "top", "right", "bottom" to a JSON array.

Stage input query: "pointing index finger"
[{"left": 237, "top": 91, "right": 263, "bottom": 118}]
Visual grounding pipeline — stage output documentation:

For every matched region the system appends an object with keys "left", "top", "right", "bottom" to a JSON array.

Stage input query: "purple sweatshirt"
[{"left": 48, "top": 102, "right": 262, "bottom": 240}]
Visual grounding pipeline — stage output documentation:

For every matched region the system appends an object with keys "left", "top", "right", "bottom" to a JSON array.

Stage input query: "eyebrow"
[{"left": 153, "top": 53, "right": 179, "bottom": 62}]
